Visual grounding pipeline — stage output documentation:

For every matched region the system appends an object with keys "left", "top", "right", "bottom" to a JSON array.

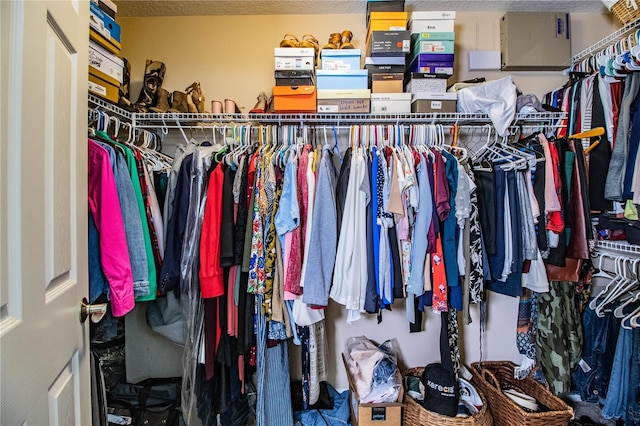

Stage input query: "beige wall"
[
  {"left": 120, "top": 12, "right": 618, "bottom": 112},
  {"left": 119, "top": 11, "right": 619, "bottom": 390}
]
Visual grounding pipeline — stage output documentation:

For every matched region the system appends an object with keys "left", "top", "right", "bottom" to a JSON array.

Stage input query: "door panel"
[{"left": 0, "top": 1, "right": 90, "bottom": 425}]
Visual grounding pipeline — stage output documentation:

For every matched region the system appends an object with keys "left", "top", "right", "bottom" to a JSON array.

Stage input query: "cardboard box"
[
  {"left": 274, "top": 47, "right": 315, "bottom": 70},
  {"left": 371, "top": 73, "right": 404, "bottom": 93},
  {"left": 274, "top": 69, "right": 315, "bottom": 86},
  {"left": 405, "top": 73, "right": 449, "bottom": 94},
  {"left": 89, "top": 39, "right": 124, "bottom": 86},
  {"left": 89, "top": 2, "right": 120, "bottom": 44},
  {"left": 411, "top": 92, "right": 457, "bottom": 113},
  {"left": 366, "top": 0, "right": 405, "bottom": 25},
  {"left": 411, "top": 40, "right": 455, "bottom": 55},
  {"left": 272, "top": 85, "right": 316, "bottom": 112},
  {"left": 343, "top": 354, "right": 403, "bottom": 426},
  {"left": 364, "top": 56, "right": 406, "bottom": 73},
  {"left": 367, "top": 11, "right": 408, "bottom": 33},
  {"left": 409, "top": 19, "right": 455, "bottom": 33},
  {"left": 88, "top": 72, "right": 119, "bottom": 103},
  {"left": 90, "top": 28, "right": 120, "bottom": 55},
  {"left": 316, "top": 69, "right": 369, "bottom": 90},
  {"left": 321, "top": 49, "right": 362, "bottom": 71},
  {"left": 371, "top": 92, "right": 411, "bottom": 113},
  {"left": 411, "top": 32, "right": 456, "bottom": 42},
  {"left": 91, "top": 0, "right": 117, "bottom": 18},
  {"left": 410, "top": 11, "right": 456, "bottom": 20},
  {"left": 366, "top": 31, "right": 411, "bottom": 56},
  {"left": 408, "top": 54, "right": 455, "bottom": 74},
  {"left": 317, "top": 89, "right": 371, "bottom": 113}
]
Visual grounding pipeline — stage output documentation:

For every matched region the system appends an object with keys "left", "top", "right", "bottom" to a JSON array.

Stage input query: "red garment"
[
  {"left": 546, "top": 142, "right": 565, "bottom": 233},
  {"left": 200, "top": 164, "right": 225, "bottom": 298},
  {"left": 284, "top": 145, "right": 311, "bottom": 295}
]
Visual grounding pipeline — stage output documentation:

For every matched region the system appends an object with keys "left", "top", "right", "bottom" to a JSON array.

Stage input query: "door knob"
[{"left": 80, "top": 297, "right": 108, "bottom": 324}]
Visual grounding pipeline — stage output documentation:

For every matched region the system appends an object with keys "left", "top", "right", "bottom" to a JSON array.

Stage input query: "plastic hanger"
[{"left": 590, "top": 256, "right": 625, "bottom": 314}]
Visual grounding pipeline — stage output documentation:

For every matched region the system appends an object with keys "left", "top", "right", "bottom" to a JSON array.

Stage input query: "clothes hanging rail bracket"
[{"left": 88, "top": 93, "right": 132, "bottom": 122}]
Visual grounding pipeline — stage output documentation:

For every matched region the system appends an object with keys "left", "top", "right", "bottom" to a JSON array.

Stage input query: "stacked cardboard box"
[
  {"left": 365, "top": 7, "right": 412, "bottom": 113},
  {"left": 88, "top": 0, "right": 124, "bottom": 103},
  {"left": 317, "top": 49, "right": 370, "bottom": 113},
  {"left": 407, "top": 11, "right": 457, "bottom": 113},
  {"left": 273, "top": 48, "right": 317, "bottom": 112}
]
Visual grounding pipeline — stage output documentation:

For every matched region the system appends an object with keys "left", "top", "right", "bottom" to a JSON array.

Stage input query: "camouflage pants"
[{"left": 537, "top": 281, "right": 583, "bottom": 395}]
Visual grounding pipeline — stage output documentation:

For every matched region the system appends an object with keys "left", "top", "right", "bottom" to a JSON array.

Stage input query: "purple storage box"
[{"left": 411, "top": 53, "right": 455, "bottom": 63}]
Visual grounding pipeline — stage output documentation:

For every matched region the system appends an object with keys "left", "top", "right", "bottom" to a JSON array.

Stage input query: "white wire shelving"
[
  {"left": 571, "top": 17, "right": 640, "bottom": 66},
  {"left": 596, "top": 240, "right": 640, "bottom": 256}
]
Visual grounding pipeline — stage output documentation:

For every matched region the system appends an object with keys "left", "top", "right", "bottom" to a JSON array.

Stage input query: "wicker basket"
[
  {"left": 470, "top": 361, "right": 573, "bottom": 426},
  {"left": 403, "top": 367, "right": 493, "bottom": 426},
  {"left": 611, "top": 0, "right": 640, "bottom": 25}
]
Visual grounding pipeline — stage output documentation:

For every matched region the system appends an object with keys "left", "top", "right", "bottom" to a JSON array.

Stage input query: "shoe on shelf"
[
  {"left": 224, "top": 98, "right": 242, "bottom": 114},
  {"left": 322, "top": 32, "right": 342, "bottom": 49},
  {"left": 168, "top": 91, "right": 188, "bottom": 113},
  {"left": 279, "top": 33, "right": 299, "bottom": 48},
  {"left": 249, "top": 92, "right": 268, "bottom": 114},
  {"left": 185, "top": 82, "right": 206, "bottom": 113},
  {"left": 340, "top": 30, "right": 354, "bottom": 49},
  {"left": 149, "top": 87, "right": 170, "bottom": 113},
  {"left": 211, "top": 100, "right": 223, "bottom": 114},
  {"left": 185, "top": 92, "right": 198, "bottom": 113}
]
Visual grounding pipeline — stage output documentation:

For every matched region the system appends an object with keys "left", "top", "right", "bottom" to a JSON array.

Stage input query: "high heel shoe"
[
  {"left": 224, "top": 99, "right": 242, "bottom": 114},
  {"left": 322, "top": 32, "right": 342, "bottom": 49},
  {"left": 249, "top": 92, "right": 268, "bottom": 114},
  {"left": 279, "top": 33, "right": 299, "bottom": 48},
  {"left": 211, "top": 100, "right": 223, "bottom": 114},
  {"left": 340, "top": 30, "right": 354, "bottom": 49}
]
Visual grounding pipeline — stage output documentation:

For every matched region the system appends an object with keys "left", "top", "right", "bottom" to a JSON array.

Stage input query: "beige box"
[
  {"left": 371, "top": 93, "right": 411, "bottom": 113},
  {"left": 371, "top": 73, "right": 404, "bottom": 93},
  {"left": 411, "top": 92, "right": 457, "bottom": 113},
  {"left": 89, "top": 39, "right": 124, "bottom": 86},
  {"left": 343, "top": 355, "right": 403, "bottom": 426},
  {"left": 317, "top": 89, "right": 371, "bottom": 113},
  {"left": 500, "top": 12, "right": 570, "bottom": 70}
]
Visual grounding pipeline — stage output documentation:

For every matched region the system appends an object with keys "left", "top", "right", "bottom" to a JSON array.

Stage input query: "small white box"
[
  {"left": 409, "top": 19, "right": 455, "bottom": 33},
  {"left": 274, "top": 47, "right": 315, "bottom": 70},
  {"left": 371, "top": 93, "right": 411, "bottom": 113},
  {"left": 89, "top": 39, "right": 124, "bottom": 85},
  {"left": 410, "top": 11, "right": 456, "bottom": 20}
]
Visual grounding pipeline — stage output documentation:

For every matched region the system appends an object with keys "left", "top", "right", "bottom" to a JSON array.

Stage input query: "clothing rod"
[{"left": 134, "top": 124, "right": 565, "bottom": 131}]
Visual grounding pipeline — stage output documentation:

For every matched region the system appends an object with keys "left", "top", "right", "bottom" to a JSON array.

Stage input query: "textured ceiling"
[{"left": 115, "top": 0, "right": 609, "bottom": 17}]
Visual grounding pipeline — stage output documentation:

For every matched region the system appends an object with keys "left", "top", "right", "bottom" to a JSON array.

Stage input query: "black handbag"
[{"left": 108, "top": 378, "right": 182, "bottom": 426}]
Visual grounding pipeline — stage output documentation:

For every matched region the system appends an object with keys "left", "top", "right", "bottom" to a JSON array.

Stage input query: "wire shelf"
[
  {"left": 131, "top": 111, "right": 566, "bottom": 128},
  {"left": 571, "top": 17, "right": 640, "bottom": 65},
  {"left": 596, "top": 240, "right": 640, "bottom": 256},
  {"left": 88, "top": 94, "right": 132, "bottom": 121}
]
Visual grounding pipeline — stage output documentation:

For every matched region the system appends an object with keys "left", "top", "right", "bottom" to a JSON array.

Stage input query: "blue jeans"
[
  {"left": 602, "top": 326, "right": 632, "bottom": 420},
  {"left": 627, "top": 329, "right": 640, "bottom": 425},
  {"left": 572, "top": 302, "right": 619, "bottom": 403}
]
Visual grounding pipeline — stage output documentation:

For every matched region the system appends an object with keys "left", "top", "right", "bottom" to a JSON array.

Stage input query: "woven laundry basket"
[
  {"left": 609, "top": 0, "right": 640, "bottom": 25},
  {"left": 403, "top": 367, "right": 493, "bottom": 426}
]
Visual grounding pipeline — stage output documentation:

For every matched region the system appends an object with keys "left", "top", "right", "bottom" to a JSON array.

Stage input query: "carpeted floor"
[{"left": 568, "top": 400, "right": 618, "bottom": 425}]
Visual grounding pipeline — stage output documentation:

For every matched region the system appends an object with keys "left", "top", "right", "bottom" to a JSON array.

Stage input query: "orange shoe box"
[{"left": 272, "top": 86, "right": 317, "bottom": 112}]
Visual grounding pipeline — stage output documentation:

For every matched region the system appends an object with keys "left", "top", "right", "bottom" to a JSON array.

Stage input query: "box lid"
[
  {"left": 371, "top": 73, "right": 404, "bottom": 81},
  {"left": 316, "top": 69, "right": 369, "bottom": 77},
  {"left": 320, "top": 49, "right": 362, "bottom": 58},
  {"left": 272, "top": 86, "right": 316, "bottom": 96},
  {"left": 317, "top": 89, "right": 371, "bottom": 99},
  {"left": 274, "top": 47, "right": 315, "bottom": 57},
  {"left": 410, "top": 11, "right": 456, "bottom": 20},
  {"left": 364, "top": 56, "right": 406, "bottom": 65},
  {"left": 408, "top": 72, "right": 450, "bottom": 80},
  {"left": 411, "top": 92, "right": 457, "bottom": 101},
  {"left": 274, "top": 69, "right": 315, "bottom": 78},
  {"left": 371, "top": 92, "right": 412, "bottom": 101},
  {"left": 369, "top": 11, "right": 408, "bottom": 19}
]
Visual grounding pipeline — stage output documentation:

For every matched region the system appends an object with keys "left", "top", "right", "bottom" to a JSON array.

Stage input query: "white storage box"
[
  {"left": 89, "top": 39, "right": 124, "bottom": 86},
  {"left": 371, "top": 92, "right": 411, "bottom": 113},
  {"left": 409, "top": 19, "right": 455, "bottom": 33},
  {"left": 274, "top": 47, "right": 315, "bottom": 70},
  {"left": 317, "top": 89, "right": 371, "bottom": 113},
  {"left": 410, "top": 11, "right": 456, "bottom": 20}
]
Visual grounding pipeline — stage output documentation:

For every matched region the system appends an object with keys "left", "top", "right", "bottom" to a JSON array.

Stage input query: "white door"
[{"left": 1, "top": 1, "right": 91, "bottom": 425}]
